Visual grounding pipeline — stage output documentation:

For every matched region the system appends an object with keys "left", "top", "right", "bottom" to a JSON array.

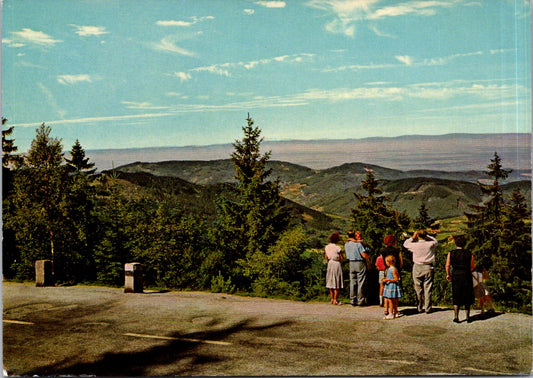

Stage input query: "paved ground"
[{"left": 3, "top": 282, "right": 532, "bottom": 376}]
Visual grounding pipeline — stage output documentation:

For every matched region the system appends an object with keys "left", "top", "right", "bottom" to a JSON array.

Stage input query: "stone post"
[
  {"left": 124, "top": 263, "right": 143, "bottom": 293},
  {"left": 35, "top": 260, "right": 54, "bottom": 287}
]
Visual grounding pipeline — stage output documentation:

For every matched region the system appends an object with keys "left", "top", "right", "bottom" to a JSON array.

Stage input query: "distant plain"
[{"left": 87, "top": 133, "right": 531, "bottom": 173}]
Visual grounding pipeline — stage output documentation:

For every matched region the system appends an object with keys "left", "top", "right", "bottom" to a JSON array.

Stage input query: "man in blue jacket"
[{"left": 345, "top": 231, "right": 370, "bottom": 306}]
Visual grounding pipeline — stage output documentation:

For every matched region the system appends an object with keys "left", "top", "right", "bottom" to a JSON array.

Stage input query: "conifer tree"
[
  {"left": 2, "top": 118, "right": 22, "bottom": 278},
  {"left": 2, "top": 117, "right": 22, "bottom": 169},
  {"left": 465, "top": 152, "right": 531, "bottom": 310},
  {"left": 413, "top": 202, "right": 434, "bottom": 230},
  {"left": 215, "top": 115, "right": 289, "bottom": 288},
  {"left": 351, "top": 168, "right": 410, "bottom": 251},
  {"left": 66, "top": 139, "right": 96, "bottom": 174},
  {"left": 465, "top": 152, "right": 512, "bottom": 268}
]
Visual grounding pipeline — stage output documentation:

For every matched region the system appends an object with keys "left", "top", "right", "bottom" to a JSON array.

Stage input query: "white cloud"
[
  {"left": 57, "top": 74, "right": 92, "bottom": 85},
  {"left": 70, "top": 25, "right": 109, "bottom": 36},
  {"left": 395, "top": 55, "right": 413, "bottom": 66},
  {"left": 154, "top": 36, "right": 196, "bottom": 56},
  {"left": 10, "top": 28, "right": 62, "bottom": 46},
  {"left": 156, "top": 16, "right": 214, "bottom": 27},
  {"left": 2, "top": 38, "right": 26, "bottom": 48},
  {"left": 325, "top": 49, "right": 490, "bottom": 72},
  {"left": 122, "top": 101, "right": 169, "bottom": 110},
  {"left": 173, "top": 72, "right": 192, "bottom": 82},
  {"left": 255, "top": 1, "right": 286, "bottom": 8},
  {"left": 10, "top": 113, "right": 175, "bottom": 128},
  {"left": 192, "top": 65, "right": 232, "bottom": 77},
  {"left": 190, "top": 53, "right": 314, "bottom": 78},
  {"left": 367, "top": 1, "right": 459, "bottom": 20},
  {"left": 307, "top": 0, "right": 467, "bottom": 37},
  {"left": 244, "top": 9, "right": 255, "bottom": 15},
  {"left": 368, "top": 25, "right": 396, "bottom": 38},
  {"left": 157, "top": 20, "right": 194, "bottom": 27},
  {"left": 307, "top": 0, "right": 379, "bottom": 36}
]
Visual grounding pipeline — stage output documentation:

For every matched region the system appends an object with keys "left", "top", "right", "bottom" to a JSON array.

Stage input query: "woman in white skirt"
[{"left": 325, "top": 232, "right": 344, "bottom": 305}]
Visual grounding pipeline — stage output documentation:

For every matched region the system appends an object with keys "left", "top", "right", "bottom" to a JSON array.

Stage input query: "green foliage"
[
  {"left": 132, "top": 205, "right": 208, "bottom": 289},
  {"left": 412, "top": 202, "right": 434, "bottom": 229},
  {"left": 210, "top": 272, "right": 236, "bottom": 294},
  {"left": 465, "top": 152, "right": 531, "bottom": 312},
  {"left": 66, "top": 139, "right": 96, "bottom": 175},
  {"left": 351, "top": 169, "right": 410, "bottom": 253},
  {"left": 215, "top": 115, "right": 290, "bottom": 288},
  {"left": 237, "top": 226, "right": 310, "bottom": 299},
  {"left": 2, "top": 117, "right": 23, "bottom": 169},
  {"left": 93, "top": 195, "right": 137, "bottom": 285},
  {"left": 3, "top": 124, "right": 97, "bottom": 283}
]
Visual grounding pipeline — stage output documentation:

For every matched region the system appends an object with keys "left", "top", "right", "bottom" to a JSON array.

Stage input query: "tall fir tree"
[
  {"left": 2, "top": 118, "right": 22, "bottom": 278},
  {"left": 465, "top": 152, "right": 512, "bottom": 268},
  {"left": 214, "top": 115, "right": 289, "bottom": 288},
  {"left": 412, "top": 202, "right": 434, "bottom": 230},
  {"left": 66, "top": 139, "right": 96, "bottom": 174},
  {"left": 351, "top": 168, "right": 410, "bottom": 252},
  {"left": 465, "top": 152, "right": 531, "bottom": 310},
  {"left": 2, "top": 117, "right": 23, "bottom": 169}
]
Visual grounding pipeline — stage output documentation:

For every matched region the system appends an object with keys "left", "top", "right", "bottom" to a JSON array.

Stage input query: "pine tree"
[
  {"left": 2, "top": 118, "right": 22, "bottom": 278},
  {"left": 351, "top": 168, "right": 410, "bottom": 252},
  {"left": 465, "top": 152, "right": 531, "bottom": 310},
  {"left": 501, "top": 187, "right": 531, "bottom": 281},
  {"left": 2, "top": 117, "right": 23, "bottom": 169},
  {"left": 465, "top": 152, "right": 512, "bottom": 268},
  {"left": 66, "top": 139, "right": 96, "bottom": 174},
  {"left": 215, "top": 115, "right": 289, "bottom": 288},
  {"left": 413, "top": 202, "right": 434, "bottom": 230}
]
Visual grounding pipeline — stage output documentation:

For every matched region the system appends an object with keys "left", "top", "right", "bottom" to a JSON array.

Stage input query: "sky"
[{"left": 2, "top": 0, "right": 531, "bottom": 152}]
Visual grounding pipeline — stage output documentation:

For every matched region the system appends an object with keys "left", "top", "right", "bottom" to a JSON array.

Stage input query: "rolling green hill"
[
  {"left": 98, "top": 170, "right": 342, "bottom": 235},
  {"left": 109, "top": 160, "right": 531, "bottom": 221}
]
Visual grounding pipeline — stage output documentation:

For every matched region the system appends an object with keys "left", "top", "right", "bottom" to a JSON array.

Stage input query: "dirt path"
[{"left": 3, "top": 282, "right": 532, "bottom": 376}]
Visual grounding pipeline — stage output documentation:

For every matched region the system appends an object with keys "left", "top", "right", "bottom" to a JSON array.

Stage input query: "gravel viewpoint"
[{"left": 3, "top": 282, "right": 532, "bottom": 376}]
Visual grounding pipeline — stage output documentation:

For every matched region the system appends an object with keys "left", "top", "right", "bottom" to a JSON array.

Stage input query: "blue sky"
[{"left": 2, "top": 0, "right": 531, "bottom": 152}]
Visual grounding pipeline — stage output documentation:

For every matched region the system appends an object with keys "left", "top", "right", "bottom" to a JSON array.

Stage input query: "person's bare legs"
[
  {"left": 332, "top": 288, "right": 341, "bottom": 304},
  {"left": 391, "top": 298, "right": 398, "bottom": 318},
  {"left": 453, "top": 305, "right": 459, "bottom": 322}
]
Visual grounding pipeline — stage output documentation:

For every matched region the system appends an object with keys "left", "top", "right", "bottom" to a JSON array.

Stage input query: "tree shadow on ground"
[{"left": 24, "top": 318, "right": 293, "bottom": 376}]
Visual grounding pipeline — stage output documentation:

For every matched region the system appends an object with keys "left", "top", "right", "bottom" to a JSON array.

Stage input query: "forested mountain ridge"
[
  {"left": 98, "top": 170, "right": 341, "bottom": 232},
  {"left": 107, "top": 160, "right": 531, "bottom": 220}
]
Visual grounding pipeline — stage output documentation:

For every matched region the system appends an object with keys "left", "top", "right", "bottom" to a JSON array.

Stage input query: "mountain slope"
[
  {"left": 99, "top": 170, "right": 340, "bottom": 231},
  {"left": 112, "top": 160, "right": 531, "bottom": 220}
]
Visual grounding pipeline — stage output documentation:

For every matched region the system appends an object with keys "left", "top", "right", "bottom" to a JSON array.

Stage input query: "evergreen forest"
[{"left": 2, "top": 116, "right": 531, "bottom": 313}]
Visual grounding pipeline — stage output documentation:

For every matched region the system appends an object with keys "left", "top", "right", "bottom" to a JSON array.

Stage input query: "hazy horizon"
[{"left": 86, "top": 133, "right": 531, "bottom": 173}]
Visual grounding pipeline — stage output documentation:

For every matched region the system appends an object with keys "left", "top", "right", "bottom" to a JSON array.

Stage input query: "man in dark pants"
[{"left": 345, "top": 231, "right": 370, "bottom": 306}]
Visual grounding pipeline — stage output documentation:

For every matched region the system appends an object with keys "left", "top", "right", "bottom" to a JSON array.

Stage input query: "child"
[
  {"left": 382, "top": 255, "right": 403, "bottom": 320},
  {"left": 472, "top": 267, "right": 495, "bottom": 315}
]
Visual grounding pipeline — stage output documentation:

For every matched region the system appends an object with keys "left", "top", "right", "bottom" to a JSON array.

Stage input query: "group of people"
[{"left": 325, "top": 229, "right": 494, "bottom": 322}]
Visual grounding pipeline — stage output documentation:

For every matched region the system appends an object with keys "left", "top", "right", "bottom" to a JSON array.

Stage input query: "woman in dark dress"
[{"left": 445, "top": 234, "right": 475, "bottom": 323}]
